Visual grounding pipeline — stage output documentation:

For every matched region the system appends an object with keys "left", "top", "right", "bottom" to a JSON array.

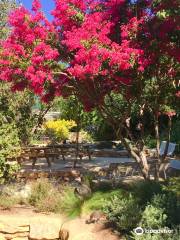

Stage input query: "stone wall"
[
  {"left": 0, "top": 224, "right": 29, "bottom": 240},
  {"left": 0, "top": 221, "right": 69, "bottom": 240},
  {"left": 16, "top": 170, "right": 81, "bottom": 181}
]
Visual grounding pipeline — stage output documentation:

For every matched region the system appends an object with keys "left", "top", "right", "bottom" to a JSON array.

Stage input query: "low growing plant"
[
  {"left": 140, "top": 204, "right": 167, "bottom": 229},
  {"left": 104, "top": 194, "right": 142, "bottom": 233},
  {"left": 36, "top": 192, "right": 62, "bottom": 213},
  {"left": 164, "top": 177, "right": 180, "bottom": 199},
  {"left": 81, "top": 189, "right": 124, "bottom": 215},
  {"left": 0, "top": 194, "right": 19, "bottom": 210},
  {"left": 131, "top": 180, "right": 163, "bottom": 206},
  {"left": 149, "top": 193, "right": 180, "bottom": 227},
  {"left": 29, "top": 178, "right": 54, "bottom": 206},
  {"left": 59, "top": 186, "right": 83, "bottom": 218}
]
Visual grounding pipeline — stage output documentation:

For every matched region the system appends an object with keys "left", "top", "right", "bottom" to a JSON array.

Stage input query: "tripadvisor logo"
[
  {"left": 134, "top": 227, "right": 174, "bottom": 235},
  {"left": 134, "top": 227, "right": 144, "bottom": 235}
]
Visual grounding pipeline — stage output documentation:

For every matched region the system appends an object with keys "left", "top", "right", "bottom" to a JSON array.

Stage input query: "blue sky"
[{"left": 20, "top": 0, "right": 55, "bottom": 21}]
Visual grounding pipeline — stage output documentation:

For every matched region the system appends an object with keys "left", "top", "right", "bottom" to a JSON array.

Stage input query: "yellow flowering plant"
[{"left": 44, "top": 119, "right": 76, "bottom": 143}]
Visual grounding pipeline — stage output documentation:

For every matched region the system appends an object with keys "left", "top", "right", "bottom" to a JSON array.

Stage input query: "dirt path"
[
  {"left": 62, "top": 217, "right": 120, "bottom": 240},
  {"left": 0, "top": 206, "right": 120, "bottom": 240}
]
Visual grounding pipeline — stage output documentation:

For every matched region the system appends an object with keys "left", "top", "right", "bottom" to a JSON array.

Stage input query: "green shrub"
[
  {"left": 170, "top": 226, "right": 180, "bottom": 240},
  {"left": 57, "top": 187, "right": 125, "bottom": 217},
  {"left": 140, "top": 204, "right": 167, "bottom": 229},
  {"left": 164, "top": 177, "right": 180, "bottom": 199},
  {"left": 82, "top": 189, "right": 124, "bottom": 215},
  {"left": 131, "top": 180, "right": 162, "bottom": 206},
  {"left": 0, "top": 117, "right": 21, "bottom": 183},
  {"left": 104, "top": 194, "right": 142, "bottom": 233},
  {"left": 99, "top": 180, "right": 180, "bottom": 237},
  {"left": 150, "top": 193, "right": 180, "bottom": 226},
  {"left": 145, "top": 136, "right": 157, "bottom": 149},
  {"left": 131, "top": 193, "right": 180, "bottom": 240}
]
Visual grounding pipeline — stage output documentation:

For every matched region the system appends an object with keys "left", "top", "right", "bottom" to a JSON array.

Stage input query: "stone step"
[{"left": 92, "top": 149, "right": 129, "bottom": 157}]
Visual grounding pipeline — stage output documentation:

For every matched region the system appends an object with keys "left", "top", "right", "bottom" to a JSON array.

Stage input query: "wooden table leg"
[
  {"left": 61, "top": 148, "right": 66, "bottom": 161},
  {"left": 46, "top": 157, "right": 52, "bottom": 168},
  {"left": 87, "top": 148, "right": 92, "bottom": 161},
  {"left": 44, "top": 149, "right": 52, "bottom": 167},
  {"left": 32, "top": 157, "right": 37, "bottom": 168}
]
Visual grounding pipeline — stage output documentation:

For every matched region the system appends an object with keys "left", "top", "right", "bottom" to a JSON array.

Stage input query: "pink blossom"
[
  {"left": 164, "top": 111, "right": 176, "bottom": 117},
  {"left": 0, "top": 0, "right": 178, "bottom": 108},
  {"left": 32, "top": 0, "right": 41, "bottom": 12},
  {"left": 176, "top": 91, "right": 180, "bottom": 98}
]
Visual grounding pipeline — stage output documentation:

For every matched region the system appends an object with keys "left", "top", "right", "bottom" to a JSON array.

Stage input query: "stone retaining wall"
[
  {"left": 16, "top": 170, "right": 81, "bottom": 181},
  {"left": 0, "top": 221, "right": 69, "bottom": 240},
  {"left": 0, "top": 223, "right": 29, "bottom": 240},
  {"left": 92, "top": 149, "right": 129, "bottom": 157}
]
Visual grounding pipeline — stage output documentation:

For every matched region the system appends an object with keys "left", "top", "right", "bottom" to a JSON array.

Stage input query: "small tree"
[{"left": 0, "top": 0, "right": 179, "bottom": 179}]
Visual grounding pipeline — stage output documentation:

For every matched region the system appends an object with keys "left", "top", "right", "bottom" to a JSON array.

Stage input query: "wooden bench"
[
  {"left": 59, "top": 145, "right": 92, "bottom": 161},
  {"left": 19, "top": 144, "right": 93, "bottom": 168}
]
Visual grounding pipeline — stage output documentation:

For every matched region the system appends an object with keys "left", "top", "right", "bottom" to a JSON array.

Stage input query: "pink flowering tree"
[{"left": 0, "top": 0, "right": 179, "bottom": 179}]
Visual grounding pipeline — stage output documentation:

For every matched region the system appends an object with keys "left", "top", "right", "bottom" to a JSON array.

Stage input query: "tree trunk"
[
  {"left": 99, "top": 107, "right": 151, "bottom": 180},
  {"left": 73, "top": 130, "right": 80, "bottom": 168},
  {"left": 31, "top": 104, "right": 52, "bottom": 135},
  {"left": 154, "top": 114, "right": 160, "bottom": 180},
  {"left": 73, "top": 98, "right": 81, "bottom": 169},
  {"left": 119, "top": 133, "right": 150, "bottom": 180},
  {"left": 159, "top": 116, "right": 172, "bottom": 178}
]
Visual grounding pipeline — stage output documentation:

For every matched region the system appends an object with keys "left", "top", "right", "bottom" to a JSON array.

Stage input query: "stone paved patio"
[{"left": 21, "top": 156, "right": 134, "bottom": 172}]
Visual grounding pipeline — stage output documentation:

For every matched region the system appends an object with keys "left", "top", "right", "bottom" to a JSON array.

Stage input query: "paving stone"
[
  {"left": 29, "top": 223, "right": 61, "bottom": 240},
  {"left": 11, "top": 238, "right": 29, "bottom": 240},
  {"left": 3, "top": 232, "right": 29, "bottom": 239},
  {"left": 0, "top": 224, "right": 29, "bottom": 234}
]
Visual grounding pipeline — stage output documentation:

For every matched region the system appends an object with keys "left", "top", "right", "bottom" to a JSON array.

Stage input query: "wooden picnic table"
[{"left": 21, "top": 143, "right": 93, "bottom": 168}]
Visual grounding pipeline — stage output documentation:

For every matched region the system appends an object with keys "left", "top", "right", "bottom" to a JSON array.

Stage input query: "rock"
[
  {"left": 86, "top": 211, "right": 106, "bottom": 224},
  {"left": 92, "top": 167, "right": 102, "bottom": 172},
  {"left": 0, "top": 224, "right": 29, "bottom": 234},
  {"left": 29, "top": 223, "right": 61, "bottom": 240},
  {"left": 64, "top": 177, "right": 70, "bottom": 182},
  {"left": 70, "top": 170, "right": 80, "bottom": 178},
  {"left": 19, "top": 185, "right": 31, "bottom": 199},
  {"left": 11, "top": 238, "right": 29, "bottom": 240},
  {"left": 74, "top": 184, "right": 92, "bottom": 200},
  {"left": 0, "top": 183, "right": 31, "bottom": 199},
  {"left": 0, "top": 223, "right": 29, "bottom": 240},
  {"left": 3, "top": 232, "right": 28, "bottom": 239}
]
